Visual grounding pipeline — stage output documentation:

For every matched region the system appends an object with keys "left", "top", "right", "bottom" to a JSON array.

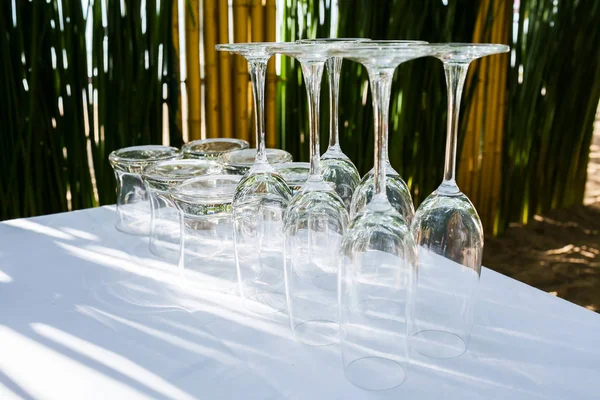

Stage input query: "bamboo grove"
[{"left": 0, "top": 0, "right": 599, "bottom": 236}]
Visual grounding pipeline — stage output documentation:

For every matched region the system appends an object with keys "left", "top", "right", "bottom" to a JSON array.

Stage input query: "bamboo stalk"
[
  {"left": 459, "top": 0, "right": 490, "bottom": 228},
  {"left": 218, "top": 0, "right": 233, "bottom": 138},
  {"left": 172, "top": 0, "right": 185, "bottom": 141},
  {"left": 471, "top": 57, "right": 487, "bottom": 208},
  {"left": 185, "top": 0, "right": 202, "bottom": 140},
  {"left": 265, "top": 0, "right": 277, "bottom": 148},
  {"left": 459, "top": 0, "right": 485, "bottom": 199},
  {"left": 233, "top": 0, "right": 250, "bottom": 143},
  {"left": 203, "top": 0, "right": 220, "bottom": 138},
  {"left": 483, "top": 0, "right": 507, "bottom": 231},
  {"left": 479, "top": 1, "right": 500, "bottom": 226},
  {"left": 480, "top": 0, "right": 509, "bottom": 231},
  {"left": 249, "top": 0, "right": 264, "bottom": 148},
  {"left": 251, "top": 0, "right": 264, "bottom": 42},
  {"left": 491, "top": 1, "right": 510, "bottom": 234}
]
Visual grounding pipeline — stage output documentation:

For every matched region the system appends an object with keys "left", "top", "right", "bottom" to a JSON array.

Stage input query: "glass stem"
[
  {"left": 301, "top": 61, "right": 325, "bottom": 177},
  {"left": 326, "top": 57, "right": 342, "bottom": 149},
  {"left": 368, "top": 67, "right": 395, "bottom": 199},
  {"left": 441, "top": 62, "right": 469, "bottom": 192},
  {"left": 248, "top": 57, "right": 269, "bottom": 165}
]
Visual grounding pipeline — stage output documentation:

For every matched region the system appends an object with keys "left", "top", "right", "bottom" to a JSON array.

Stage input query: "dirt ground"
[{"left": 484, "top": 113, "right": 600, "bottom": 311}]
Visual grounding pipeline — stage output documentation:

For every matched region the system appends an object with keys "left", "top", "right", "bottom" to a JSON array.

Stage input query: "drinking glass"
[
  {"left": 216, "top": 43, "right": 293, "bottom": 313},
  {"left": 142, "top": 159, "right": 222, "bottom": 260},
  {"left": 220, "top": 147, "right": 292, "bottom": 175},
  {"left": 273, "top": 42, "right": 349, "bottom": 346},
  {"left": 332, "top": 42, "right": 430, "bottom": 391},
  {"left": 274, "top": 162, "right": 311, "bottom": 196},
  {"left": 182, "top": 138, "right": 249, "bottom": 160},
  {"left": 298, "top": 38, "right": 370, "bottom": 208},
  {"left": 108, "top": 145, "right": 180, "bottom": 235},
  {"left": 410, "top": 43, "right": 509, "bottom": 359},
  {"left": 172, "top": 174, "right": 242, "bottom": 294}
]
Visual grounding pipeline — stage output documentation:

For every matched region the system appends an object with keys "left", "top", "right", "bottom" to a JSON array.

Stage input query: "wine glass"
[
  {"left": 348, "top": 41, "right": 427, "bottom": 223},
  {"left": 298, "top": 38, "right": 370, "bottom": 209},
  {"left": 272, "top": 42, "right": 350, "bottom": 346},
  {"left": 332, "top": 42, "right": 431, "bottom": 391},
  {"left": 410, "top": 43, "right": 509, "bottom": 359},
  {"left": 215, "top": 42, "right": 293, "bottom": 313}
]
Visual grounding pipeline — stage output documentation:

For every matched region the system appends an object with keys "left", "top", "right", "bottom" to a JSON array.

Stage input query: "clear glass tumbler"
[
  {"left": 182, "top": 138, "right": 249, "bottom": 160},
  {"left": 142, "top": 159, "right": 222, "bottom": 260},
  {"left": 172, "top": 174, "right": 242, "bottom": 294},
  {"left": 108, "top": 145, "right": 180, "bottom": 235}
]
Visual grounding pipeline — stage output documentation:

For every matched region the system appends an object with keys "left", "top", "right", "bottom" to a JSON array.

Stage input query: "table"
[{"left": 1, "top": 206, "right": 599, "bottom": 399}]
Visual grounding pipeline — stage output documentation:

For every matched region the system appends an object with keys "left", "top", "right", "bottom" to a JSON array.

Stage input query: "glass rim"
[
  {"left": 182, "top": 138, "right": 249, "bottom": 155},
  {"left": 108, "top": 145, "right": 180, "bottom": 165},
  {"left": 142, "top": 159, "right": 221, "bottom": 183},
  {"left": 428, "top": 42, "right": 509, "bottom": 49},
  {"left": 297, "top": 38, "right": 371, "bottom": 43},
  {"left": 426, "top": 43, "right": 510, "bottom": 60},
  {"left": 172, "top": 174, "right": 242, "bottom": 203},
  {"left": 215, "top": 42, "right": 286, "bottom": 55},
  {"left": 329, "top": 43, "right": 433, "bottom": 59},
  {"left": 271, "top": 41, "right": 373, "bottom": 57},
  {"left": 358, "top": 40, "right": 428, "bottom": 45}
]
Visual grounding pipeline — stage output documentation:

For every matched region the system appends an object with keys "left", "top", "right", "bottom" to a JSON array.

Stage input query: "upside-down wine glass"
[
  {"left": 215, "top": 43, "right": 292, "bottom": 313},
  {"left": 272, "top": 42, "right": 349, "bottom": 346},
  {"left": 410, "top": 43, "right": 509, "bottom": 359},
  {"left": 333, "top": 42, "right": 431, "bottom": 391},
  {"left": 298, "top": 38, "right": 369, "bottom": 209},
  {"left": 348, "top": 41, "right": 427, "bottom": 223}
]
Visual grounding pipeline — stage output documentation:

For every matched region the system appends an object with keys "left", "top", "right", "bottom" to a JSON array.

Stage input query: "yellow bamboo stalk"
[
  {"left": 233, "top": 0, "right": 250, "bottom": 143},
  {"left": 186, "top": 0, "right": 202, "bottom": 140},
  {"left": 480, "top": 5, "right": 502, "bottom": 227},
  {"left": 491, "top": 1, "right": 511, "bottom": 234},
  {"left": 251, "top": 0, "right": 264, "bottom": 42},
  {"left": 265, "top": 0, "right": 277, "bottom": 148},
  {"left": 217, "top": 0, "right": 233, "bottom": 138},
  {"left": 459, "top": 0, "right": 486, "bottom": 199},
  {"left": 470, "top": 57, "right": 488, "bottom": 208},
  {"left": 203, "top": 0, "right": 220, "bottom": 138},
  {"left": 248, "top": 0, "right": 265, "bottom": 148},
  {"left": 460, "top": 0, "right": 510, "bottom": 232}
]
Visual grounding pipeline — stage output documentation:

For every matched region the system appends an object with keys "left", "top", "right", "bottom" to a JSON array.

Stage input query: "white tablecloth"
[{"left": 1, "top": 206, "right": 599, "bottom": 399}]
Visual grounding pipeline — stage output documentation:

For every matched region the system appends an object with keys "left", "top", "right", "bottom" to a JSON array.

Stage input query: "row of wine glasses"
[
  {"left": 215, "top": 39, "right": 508, "bottom": 391},
  {"left": 108, "top": 38, "right": 508, "bottom": 392}
]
